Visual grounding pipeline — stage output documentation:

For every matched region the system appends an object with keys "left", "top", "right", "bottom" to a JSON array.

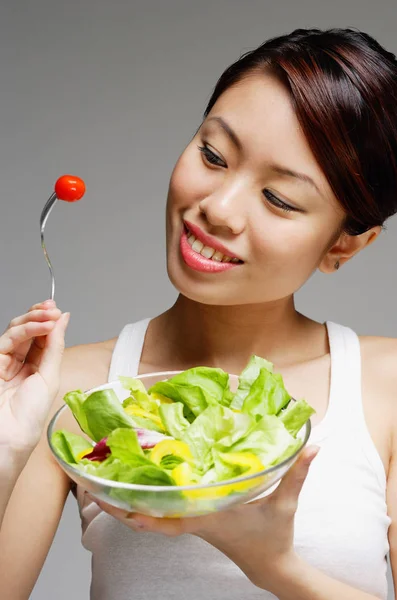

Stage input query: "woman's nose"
[{"left": 198, "top": 182, "right": 247, "bottom": 235}]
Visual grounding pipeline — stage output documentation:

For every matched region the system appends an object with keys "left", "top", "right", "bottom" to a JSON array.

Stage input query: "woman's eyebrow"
[
  {"left": 269, "top": 164, "right": 321, "bottom": 195},
  {"left": 206, "top": 116, "right": 242, "bottom": 151},
  {"left": 206, "top": 115, "right": 322, "bottom": 196}
]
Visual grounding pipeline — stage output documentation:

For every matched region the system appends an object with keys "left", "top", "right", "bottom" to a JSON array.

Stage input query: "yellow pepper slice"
[
  {"left": 220, "top": 451, "right": 264, "bottom": 471},
  {"left": 215, "top": 451, "right": 265, "bottom": 495},
  {"left": 171, "top": 452, "right": 265, "bottom": 500},
  {"left": 171, "top": 462, "right": 211, "bottom": 499},
  {"left": 124, "top": 405, "right": 165, "bottom": 431},
  {"left": 150, "top": 440, "right": 193, "bottom": 466}
]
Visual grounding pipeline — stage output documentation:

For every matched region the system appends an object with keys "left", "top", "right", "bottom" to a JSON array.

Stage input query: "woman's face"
[{"left": 166, "top": 73, "right": 345, "bottom": 306}]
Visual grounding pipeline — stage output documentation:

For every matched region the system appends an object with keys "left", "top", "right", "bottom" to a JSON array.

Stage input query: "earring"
[{"left": 334, "top": 260, "right": 340, "bottom": 270}]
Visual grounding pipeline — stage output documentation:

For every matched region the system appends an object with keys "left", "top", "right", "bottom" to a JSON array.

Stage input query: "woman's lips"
[
  {"left": 179, "top": 228, "right": 242, "bottom": 273},
  {"left": 184, "top": 220, "right": 242, "bottom": 261}
]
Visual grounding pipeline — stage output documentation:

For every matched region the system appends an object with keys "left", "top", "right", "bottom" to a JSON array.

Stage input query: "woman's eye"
[
  {"left": 197, "top": 144, "right": 227, "bottom": 168},
  {"left": 263, "top": 189, "right": 296, "bottom": 213}
]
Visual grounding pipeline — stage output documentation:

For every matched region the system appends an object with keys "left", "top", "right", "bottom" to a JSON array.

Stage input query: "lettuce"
[
  {"left": 228, "top": 415, "right": 300, "bottom": 467},
  {"left": 182, "top": 404, "right": 255, "bottom": 471},
  {"left": 120, "top": 377, "right": 159, "bottom": 414},
  {"left": 82, "top": 390, "right": 136, "bottom": 442},
  {"left": 241, "top": 368, "right": 291, "bottom": 418},
  {"left": 149, "top": 367, "right": 232, "bottom": 417},
  {"left": 159, "top": 402, "right": 190, "bottom": 439},
  {"left": 231, "top": 355, "right": 273, "bottom": 410},
  {"left": 51, "top": 430, "right": 93, "bottom": 463},
  {"left": 63, "top": 390, "right": 94, "bottom": 439},
  {"left": 106, "top": 428, "right": 144, "bottom": 460},
  {"left": 279, "top": 398, "right": 315, "bottom": 437}
]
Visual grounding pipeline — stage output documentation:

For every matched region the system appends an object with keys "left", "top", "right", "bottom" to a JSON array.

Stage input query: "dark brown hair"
[{"left": 204, "top": 28, "right": 397, "bottom": 235}]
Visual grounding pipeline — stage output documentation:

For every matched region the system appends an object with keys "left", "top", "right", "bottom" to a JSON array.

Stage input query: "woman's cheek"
[
  {"left": 252, "top": 222, "right": 320, "bottom": 277},
  {"left": 170, "top": 150, "right": 218, "bottom": 211}
]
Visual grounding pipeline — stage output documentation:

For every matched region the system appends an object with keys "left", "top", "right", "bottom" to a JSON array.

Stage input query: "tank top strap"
[
  {"left": 107, "top": 318, "right": 151, "bottom": 383},
  {"left": 324, "top": 320, "right": 363, "bottom": 430},
  {"left": 312, "top": 321, "right": 364, "bottom": 439},
  {"left": 312, "top": 321, "right": 386, "bottom": 490}
]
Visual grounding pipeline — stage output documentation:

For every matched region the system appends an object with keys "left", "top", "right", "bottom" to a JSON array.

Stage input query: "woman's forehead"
[{"left": 203, "top": 74, "right": 332, "bottom": 197}]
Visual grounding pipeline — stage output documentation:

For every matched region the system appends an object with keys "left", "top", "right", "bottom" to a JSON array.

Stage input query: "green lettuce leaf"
[
  {"left": 106, "top": 428, "right": 144, "bottom": 461},
  {"left": 51, "top": 430, "right": 93, "bottom": 464},
  {"left": 241, "top": 368, "right": 290, "bottom": 418},
  {"left": 120, "top": 377, "right": 159, "bottom": 413},
  {"left": 159, "top": 402, "right": 190, "bottom": 439},
  {"left": 90, "top": 457, "right": 175, "bottom": 485},
  {"left": 82, "top": 389, "right": 136, "bottom": 442},
  {"left": 279, "top": 398, "right": 315, "bottom": 437},
  {"left": 231, "top": 355, "right": 274, "bottom": 410},
  {"left": 182, "top": 404, "right": 255, "bottom": 471},
  {"left": 63, "top": 390, "right": 94, "bottom": 439},
  {"left": 221, "top": 388, "right": 235, "bottom": 407},
  {"left": 149, "top": 367, "right": 231, "bottom": 417},
  {"left": 272, "top": 373, "right": 293, "bottom": 414},
  {"left": 228, "top": 415, "right": 300, "bottom": 468},
  {"left": 125, "top": 414, "right": 166, "bottom": 433}
]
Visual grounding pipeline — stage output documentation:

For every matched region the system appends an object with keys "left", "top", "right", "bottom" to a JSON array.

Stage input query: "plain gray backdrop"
[{"left": 0, "top": 0, "right": 396, "bottom": 598}]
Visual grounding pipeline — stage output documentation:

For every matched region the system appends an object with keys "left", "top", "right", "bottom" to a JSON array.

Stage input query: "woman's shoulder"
[
  {"left": 359, "top": 333, "right": 397, "bottom": 376},
  {"left": 61, "top": 337, "right": 118, "bottom": 391},
  {"left": 65, "top": 336, "right": 118, "bottom": 360},
  {"left": 359, "top": 334, "right": 397, "bottom": 433}
]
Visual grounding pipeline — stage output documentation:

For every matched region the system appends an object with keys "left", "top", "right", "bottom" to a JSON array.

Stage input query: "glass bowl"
[{"left": 47, "top": 371, "right": 311, "bottom": 518}]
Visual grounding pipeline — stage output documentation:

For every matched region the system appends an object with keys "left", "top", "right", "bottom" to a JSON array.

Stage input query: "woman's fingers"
[
  {"left": 8, "top": 307, "right": 61, "bottom": 331},
  {"left": 87, "top": 495, "right": 188, "bottom": 536},
  {"left": 270, "top": 446, "right": 320, "bottom": 512},
  {"left": 0, "top": 320, "right": 57, "bottom": 360},
  {"left": 7, "top": 312, "right": 70, "bottom": 436},
  {"left": 29, "top": 299, "right": 56, "bottom": 311},
  {"left": 38, "top": 312, "right": 70, "bottom": 394},
  {"left": 0, "top": 301, "right": 65, "bottom": 384}
]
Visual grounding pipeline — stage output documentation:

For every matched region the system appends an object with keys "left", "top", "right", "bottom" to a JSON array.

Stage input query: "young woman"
[{"left": 1, "top": 27, "right": 397, "bottom": 600}]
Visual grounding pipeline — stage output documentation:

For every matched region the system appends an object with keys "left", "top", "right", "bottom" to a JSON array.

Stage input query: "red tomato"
[{"left": 54, "top": 175, "right": 86, "bottom": 202}]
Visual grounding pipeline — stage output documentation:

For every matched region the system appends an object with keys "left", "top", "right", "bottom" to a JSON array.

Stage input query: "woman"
[{"left": 1, "top": 27, "right": 397, "bottom": 600}]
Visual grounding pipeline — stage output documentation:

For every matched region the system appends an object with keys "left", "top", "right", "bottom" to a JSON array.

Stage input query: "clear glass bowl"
[{"left": 47, "top": 371, "right": 311, "bottom": 518}]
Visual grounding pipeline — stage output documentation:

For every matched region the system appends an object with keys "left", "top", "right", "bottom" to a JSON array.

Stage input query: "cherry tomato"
[{"left": 54, "top": 175, "right": 86, "bottom": 202}]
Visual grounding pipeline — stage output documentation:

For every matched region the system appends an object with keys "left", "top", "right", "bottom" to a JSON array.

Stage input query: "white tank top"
[{"left": 76, "top": 320, "right": 391, "bottom": 600}]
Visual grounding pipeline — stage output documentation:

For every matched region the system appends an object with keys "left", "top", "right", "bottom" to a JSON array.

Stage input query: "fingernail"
[
  {"left": 63, "top": 312, "right": 71, "bottom": 326},
  {"left": 44, "top": 299, "right": 56, "bottom": 306},
  {"left": 306, "top": 446, "right": 321, "bottom": 463}
]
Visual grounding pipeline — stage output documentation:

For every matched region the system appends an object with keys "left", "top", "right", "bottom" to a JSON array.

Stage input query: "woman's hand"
[
  {"left": 0, "top": 299, "right": 70, "bottom": 474},
  {"left": 89, "top": 445, "right": 319, "bottom": 591}
]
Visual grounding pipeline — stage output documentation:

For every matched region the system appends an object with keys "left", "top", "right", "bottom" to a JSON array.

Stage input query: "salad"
[{"left": 51, "top": 355, "right": 315, "bottom": 504}]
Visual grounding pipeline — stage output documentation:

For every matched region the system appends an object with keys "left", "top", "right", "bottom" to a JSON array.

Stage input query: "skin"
[{"left": 1, "top": 72, "right": 397, "bottom": 599}]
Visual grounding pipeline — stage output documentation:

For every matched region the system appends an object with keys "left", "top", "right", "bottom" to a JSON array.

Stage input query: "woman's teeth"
[{"left": 187, "top": 233, "right": 240, "bottom": 263}]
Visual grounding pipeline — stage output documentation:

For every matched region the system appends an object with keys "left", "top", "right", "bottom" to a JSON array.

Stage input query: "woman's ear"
[{"left": 319, "top": 226, "right": 381, "bottom": 274}]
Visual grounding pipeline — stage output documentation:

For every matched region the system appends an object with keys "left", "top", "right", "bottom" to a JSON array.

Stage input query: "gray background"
[{"left": 0, "top": 0, "right": 395, "bottom": 597}]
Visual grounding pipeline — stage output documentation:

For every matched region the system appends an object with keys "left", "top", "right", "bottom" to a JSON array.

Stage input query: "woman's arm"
[
  {"left": 0, "top": 339, "right": 113, "bottom": 600},
  {"left": 250, "top": 554, "right": 384, "bottom": 599},
  {"left": 266, "top": 421, "right": 396, "bottom": 600},
  {"left": 0, "top": 431, "right": 72, "bottom": 600},
  {"left": 387, "top": 416, "right": 397, "bottom": 600}
]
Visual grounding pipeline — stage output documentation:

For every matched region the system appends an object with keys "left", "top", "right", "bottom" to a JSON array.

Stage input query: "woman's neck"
[{"left": 148, "top": 294, "right": 324, "bottom": 374}]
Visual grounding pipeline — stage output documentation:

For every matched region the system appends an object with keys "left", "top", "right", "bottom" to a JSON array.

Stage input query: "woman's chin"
[{"left": 166, "top": 261, "right": 241, "bottom": 306}]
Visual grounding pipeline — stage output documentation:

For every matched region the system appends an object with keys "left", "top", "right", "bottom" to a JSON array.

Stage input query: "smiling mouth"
[{"left": 184, "top": 226, "right": 243, "bottom": 264}]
